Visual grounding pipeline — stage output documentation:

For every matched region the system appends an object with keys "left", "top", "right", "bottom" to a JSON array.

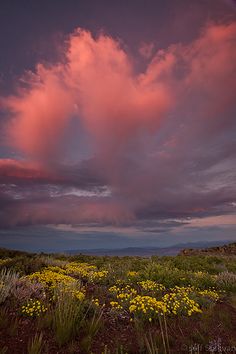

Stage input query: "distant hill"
[
  {"left": 179, "top": 242, "right": 236, "bottom": 256},
  {"left": 65, "top": 240, "right": 233, "bottom": 257},
  {"left": 0, "top": 240, "right": 234, "bottom": 257},
  {"left": 0, "top": 247, "right": 31, "bottom": 258}
]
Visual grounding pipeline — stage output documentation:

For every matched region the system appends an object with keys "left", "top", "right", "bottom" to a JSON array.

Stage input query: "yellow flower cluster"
[
  {"left": 46, "top": 266, "right": 67, "bottom": 274},
  {"left": 51, "top": 280, "right": 86, "bottom": 302},
  {"left": 0, "top": 258, "right": 11, "bottom": 266},
  {"left": 138, "top": 280, "right": 166, "bottom": 293},
  {"left": 129, "top": 295, "right": 167, "bottom": 321},
  {"left": 65, "top": 262, "right": 96, "bottom": 276},
  {"left": 194, "top": 271, "right": 206, "bottom": 278},
  {"left": 109, "top": 282, "right": 221, "bottom": 320},
  {"left": 127, "top": 271, "right": 139, "bottom": 278},
  {"left": 109, "top": 285, "right": 137, "bottom": 302},
  {"left": 27, "top": 269, "right": 76, "bottom": 289},
  {"left": 169, "top": 285, "right": 220, "bottom": 303},
  {"left": 65, "top": 262, "right": 108, "bottom": 283},
  {"left": 170, "top": 285, "right": 194, "bottom": 294},
  {"left": 109, "top": 285, "right": 137, "bottom": 312},
  {"left": 91, "top": 298, "right": 105, "bottom": 308},
  {"left": 21, "top": 299, "right": 47, "bottom": 317},
  {"left": 162, "top": 287, "right": 202, "bottom": 316},
  {"left": 198, "top": 289, "right": 220, "bottom": 302},
  {"left": 92, "top": 298, "right": 100, "bottom": 307},
  {"left": 89, "top": 270, "right": 108, "bottom": 282},
  {"left": 73, "top": 290, "right": 85, "bottom": 301},
  {"left": 110, "top": 301, "right": 123, "bottom": 310}
]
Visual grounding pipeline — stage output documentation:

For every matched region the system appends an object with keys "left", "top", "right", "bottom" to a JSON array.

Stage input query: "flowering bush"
[
  {"left": 127, "top": 271, "right": 140, "bottom": 282},
  {"left": 129, "top": 295, "right": 167, "bottom": 322},
  {"left": 108, "top": 283, "right": 221, "bottom": 320},
  {"left": 26, "top": 269, "right": 76, "bottom": 290},
  {"left": 65, "top": 262, "right": 96, "bottom": 277},
  {"left": 198, "top": 289, "right": 220, "bottom": 302},
  {"left": 21, "top": 299, "right": 47, "bottom": 317},
  {"left": 110, "top": 301, "right": 123, "bottom": 310},
  {"left": 162, "top": 286, "right": 220, "bottom": 316},
  {"left": 52, "top": 282, "right": 85, "bottom": 303},
  {"left": 109, "top": 284, "right": 138, "bottom": 313},
  {"left": 127, "top": 271, "right": 139, "bottom": 278},
  {"left": 138, "top": 280, "right": 166, "bottom": 294},
  {"left": 0, "top": 258, "right": 12, "bottom": 267},
  {"left": 65, "top": 262, "right": 108, "bottom": 283},
  {"left": 163, "top": 291, "right": 202, "bottom": 316},
  {"left": 89, "top": 270, "right": 108, "bottom": 283},
  {"left": 45, "top": 266, "right": 67, "bottom": 274},
  {"left": 109, "top": 285, "right": 137, "bottom": 304}
]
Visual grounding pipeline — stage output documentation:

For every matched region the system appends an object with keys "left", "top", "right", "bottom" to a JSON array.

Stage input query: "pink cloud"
[
  {"left": 5, "top": 198, "right": 135, "bottom": 227},
  {"left": 66, "top": 30, "right": 172, "bottom": 154},
  {"left": 1, "top": 21, "right": 236, "bottom": 225},
  {"left": 0, "top": 159, "right": 54, "bottom": 180},
  {"left": 4, "top": 29, "right": 172, "bottom": 162},
  {"left": 139, "top": 42, "right": 155, "bottom": 59},
  {"left": 4, "top": 66, "right": 74, "bottom": 160}
]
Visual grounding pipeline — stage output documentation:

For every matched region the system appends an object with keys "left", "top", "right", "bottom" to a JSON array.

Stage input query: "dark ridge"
[{"left": 179, "top": 242, "right": 236, "bottom": 256}]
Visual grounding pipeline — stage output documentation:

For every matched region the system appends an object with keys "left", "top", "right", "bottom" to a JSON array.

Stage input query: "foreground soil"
[{"left": 0, "top": 300, "right": 236, "bottom": 354}]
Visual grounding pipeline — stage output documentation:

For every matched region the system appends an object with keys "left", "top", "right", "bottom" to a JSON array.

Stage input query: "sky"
[{"left": 0, "top": 0, "right": 236, "bottom": 251}]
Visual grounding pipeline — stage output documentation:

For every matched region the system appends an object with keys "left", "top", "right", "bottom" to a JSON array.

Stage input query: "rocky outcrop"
[{"left": 179, "top": 242, "right": 236, "bottom": 256}]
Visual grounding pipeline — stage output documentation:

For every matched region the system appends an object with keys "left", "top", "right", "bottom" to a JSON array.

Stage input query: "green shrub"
[{"left": 141, "top": 262, "right": 191, "bottom": 288}]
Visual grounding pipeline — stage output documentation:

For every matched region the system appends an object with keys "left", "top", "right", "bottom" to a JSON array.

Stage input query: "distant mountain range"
[{"left": 65, "top": 240, "right": 234, "bottom": 257}]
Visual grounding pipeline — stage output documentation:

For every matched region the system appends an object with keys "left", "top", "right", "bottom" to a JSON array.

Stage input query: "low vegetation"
[{"left": 0, "top": 245, "right": 235, "bottom": 353}]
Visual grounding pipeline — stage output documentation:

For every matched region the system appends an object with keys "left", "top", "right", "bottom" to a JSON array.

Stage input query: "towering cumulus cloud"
[
  {"left": 5, "top": 29, "right": 172, "bottom": 161},
  {"left": 1, "top": 21, "right": 236, "bottom": 227}
]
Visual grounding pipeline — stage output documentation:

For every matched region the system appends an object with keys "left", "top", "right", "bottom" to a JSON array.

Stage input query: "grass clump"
[
  {"left": 52, "top": 284, "right": 84, "bottom": 346},
  {"left": 27, "top": 332, "right": 44, "bottom": 354},
  {"left": 0, "top": 268, "right": 18, "bottom": 304}
]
